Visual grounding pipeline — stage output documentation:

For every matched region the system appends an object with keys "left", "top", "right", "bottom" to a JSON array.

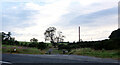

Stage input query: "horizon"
[{"left": 1, "top": 0, "right": 119, "bottom": 42}]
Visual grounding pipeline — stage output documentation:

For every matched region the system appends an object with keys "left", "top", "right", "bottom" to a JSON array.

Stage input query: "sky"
[{"left": 1, "top": 0, "right": 119, "bottom": 42}]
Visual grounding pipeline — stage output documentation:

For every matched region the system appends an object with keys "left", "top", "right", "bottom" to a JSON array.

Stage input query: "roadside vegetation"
[
  {"left": 2, "top": 45, "right": 46, "bottom": 54},
  {"left": 1, "top": 28, "right": 120, "bottom": 60},
  {"left": 2, "top": 44, "right": 64, "bottom": 54},
  {"left": 2, "top": 44, "right": 119, "bottom": 59},
  {"left": 69, "top": 48, "right": 120, "bottom": 60}
]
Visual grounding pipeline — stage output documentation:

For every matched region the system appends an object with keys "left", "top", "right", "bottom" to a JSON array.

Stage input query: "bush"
[{"left": 37, "top": 42, "right": 48, "bottom": 50}]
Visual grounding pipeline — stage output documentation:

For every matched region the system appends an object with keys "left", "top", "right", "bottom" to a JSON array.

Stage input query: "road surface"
[{"left": 1, "top": 54, "right": 120, "bottom": 65}]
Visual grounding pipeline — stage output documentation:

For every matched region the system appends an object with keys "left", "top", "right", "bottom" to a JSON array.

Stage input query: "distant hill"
[{"left": 109, "top": 28, "right": 120, "bottom": 39}]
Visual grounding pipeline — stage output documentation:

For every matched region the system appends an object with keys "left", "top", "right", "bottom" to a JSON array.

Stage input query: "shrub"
[{"left": 37, "top": 42, "right": 48, "bottom": 50}]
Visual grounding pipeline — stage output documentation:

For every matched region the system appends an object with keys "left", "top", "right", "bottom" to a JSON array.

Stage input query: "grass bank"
[
  {"left": 2, "top": 45, "right": 46, "bottom": 54},
  {"left": 2, "top": 45, "right": 120, "bottom": 60},
  {"left": 2, "top": 45, "right": 63, "bottom": 54},
  {"left": 69, "top": 48, "right": 120, "bottom": 60}
]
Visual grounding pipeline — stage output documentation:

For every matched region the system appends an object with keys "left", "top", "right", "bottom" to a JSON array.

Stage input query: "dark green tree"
[
  {"left": 37, "top": 42, "right": 47, "bottom": 50},
  {"left": 7, "top": 32, "right": 11, "bottom": 40},
  {"left": 29, "top": 38, "right": 38, "bottom": 47},
  {"left": 1, "top": 32, "right": 18, "bottom": 45},
  {"left": 1, "top": 32, "right": 6, "bottom": 41},
  {"left": 30, "top": 38, "right": 38, "bottom": 42},
  {"left": 109, "top": 28, "right": 120, "bottom": 39}
]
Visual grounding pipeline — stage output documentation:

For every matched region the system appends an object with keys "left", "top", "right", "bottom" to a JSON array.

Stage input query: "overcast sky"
[{"left": 1, "top": 0, "right": 119, "bottom": 42}]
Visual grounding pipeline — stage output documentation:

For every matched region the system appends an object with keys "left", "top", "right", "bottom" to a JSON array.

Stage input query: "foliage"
[
  {"left": 69, "top": 48, "right": 120, "bottom": 59},
  {"left": 44, "top": 27, "right": 57, "bottom": 47},
  {"left": 1, "top": 28, "right": 120, "bottom": 52},
  {"left": 58, "top": 38, "right": 120, "bottom": 51},
  {"left": 55, "top": 31, "right": 65, "bottom": 43},
  {"left": 2, "top": 45, "right": 45, "bottom": 54},
  {"left": 44, "top": 27, "right": 65, "bottom": 47},
  {"left": 44, "top": 27, "right": 56, "bottom": 42},
  {"left": 37, "top": 42, "right": 48, "bottom": 50},
  {"left": 30, "top": 38, "right": 38, "bottom": 42},
  {"left": 1, "top": 32, "right": 48, "bottom": 50},
  {"left": 109, "top": 28, "right": 120, "bottom": 39},
  {"left": 1, "top": 32, "right": 18, "bottom": 45}
]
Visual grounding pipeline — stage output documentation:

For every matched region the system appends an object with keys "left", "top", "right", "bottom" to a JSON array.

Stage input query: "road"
[{"left": 1, "top": 54, "right": 120, "bottom": 65}]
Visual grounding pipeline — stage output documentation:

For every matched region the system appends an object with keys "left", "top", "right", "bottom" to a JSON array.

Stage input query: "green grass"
[
  {"left": 57, "top": 43, "right": 68, "bottom": 45},
  {"left": 2, "top": 45, "right": 46, "bottom": 54},
  {"left": 52, "top": 49, "right": 63, "bottom": 54},
  {"left": 2, "top": 45, "right": 63, "bottom": 54},
  {"left": 69, "top": 48, "right": 120, "bottom": 59},
  {"left": 2, "top": 45, "right": 120, "bottom": 60}
]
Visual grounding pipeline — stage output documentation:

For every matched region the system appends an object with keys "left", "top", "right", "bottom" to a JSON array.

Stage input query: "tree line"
[
  {"left": 58, "top": 28, "right": 120, "bottom": 51},
  {"left": 0, "top": 27, "right": 65, "bottom": 50},
  {"left": 0, "top": 32, "right": 48, "bottom": 50},
  {"left": 1, "top": 28, "right": 120, "bottom": 51}
]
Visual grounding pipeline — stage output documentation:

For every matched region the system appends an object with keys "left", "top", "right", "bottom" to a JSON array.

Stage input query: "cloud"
[
  {"left": 62, "top": 7, "right": 118, "bottom": 41},
  {"left": 2, "top": 0, "right": 119, "bottom": 42},
  {"left": 7, "top": 1, "right": 71, "bottom": 41},
  {"left": 69, "top": 7, "right": 117, "bottom": 25}
]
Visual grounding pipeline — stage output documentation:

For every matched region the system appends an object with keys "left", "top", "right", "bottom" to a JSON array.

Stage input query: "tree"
[
  {"left": 1, "top": 32, "right": 18, "bottom": 45},
  {"left": 37, "top": 42, "right": 48, "bottom": 50},
  {"left": 44, "top": 27, "right": 65, "bottom": 47},
  {"left": 55, "top": 31, "right": 65, "bottom": 43},
  {"left": 1, "top": 32, "right": 5, "bottom": 41},
  {"left": 7, "top": 32, "right": 11, "bottom": 40},
  {"left": 29, "top": 38, "right": 38, "bottom": 47},
  {"left": 109, "top": 28, "right": 120, "bottom": 39},
  {"left": 1, "top": 32, "right": 7, "bottom": 41},
  {"left": 30, "top": 38, "right": 38, "bottom": 42},
  {"left": 3, "top": 32, "right": 12, "bottom": 41},
  {"left": 44, "top": 27, "right": 56, "bottom": 46}
]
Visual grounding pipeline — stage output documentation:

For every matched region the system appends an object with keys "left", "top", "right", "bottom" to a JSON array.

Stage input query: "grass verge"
[
  {"left": 2, "top": 45, "right": 46, "bottom": 54},
  {"left": 69, "top": 48, "right": 120, "bottom": 60}
]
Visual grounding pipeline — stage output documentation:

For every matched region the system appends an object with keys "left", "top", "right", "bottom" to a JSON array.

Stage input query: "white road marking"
[{"left": 0, "top": 61, "right": 12, "bottom": 64}]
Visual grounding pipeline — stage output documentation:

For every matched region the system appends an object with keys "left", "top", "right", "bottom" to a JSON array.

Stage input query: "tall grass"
[
  {"left": 69, "top": 48, "right": 120, "bottom": 59},
  {"left": 2, "top": 45, "right": 45, "bottom": 54}
]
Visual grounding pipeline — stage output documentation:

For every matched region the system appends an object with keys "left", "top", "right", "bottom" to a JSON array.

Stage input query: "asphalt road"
[{"left": 1, "top": 54, "right": 120, "bottom": 65}]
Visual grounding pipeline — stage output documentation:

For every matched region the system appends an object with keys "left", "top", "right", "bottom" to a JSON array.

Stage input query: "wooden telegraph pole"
[{"left": 79, "top": 26, "right": 80, "bottom": 42}]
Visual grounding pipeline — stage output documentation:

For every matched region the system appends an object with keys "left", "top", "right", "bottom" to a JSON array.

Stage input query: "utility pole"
[{"left": 79, "top": 26, "right": 80, "bottom": 42}]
